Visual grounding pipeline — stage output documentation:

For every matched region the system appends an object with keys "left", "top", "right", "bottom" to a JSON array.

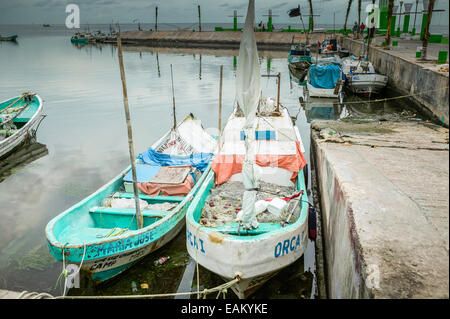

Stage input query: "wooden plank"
[
  {"left": 89, "top": 206, "right": 169, "bottom": 217},
  {"left": 150, "top": 166, "right": 190, "bottom": 184},
  {"left": 113, "top": 192, "right": 185, "bottom": 203}
]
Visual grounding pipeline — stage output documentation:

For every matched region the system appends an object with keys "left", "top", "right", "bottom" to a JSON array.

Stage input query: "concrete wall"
[
  {"left": 338, "top": 36, "right": 449, "bottom": 127},
  {"left": 311, "top": 135, "right": 372, "bottom": 299},
  {"left": 121, "top": 30, "right": 329, "bottom": 50}
]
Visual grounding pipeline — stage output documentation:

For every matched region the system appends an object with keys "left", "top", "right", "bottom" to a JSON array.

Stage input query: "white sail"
[{"left": 236, "top": 0, "right": 260, "bottom": 229}]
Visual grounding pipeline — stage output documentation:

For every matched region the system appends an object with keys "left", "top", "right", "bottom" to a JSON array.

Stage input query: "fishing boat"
[
  {"left": 342, "top": 56, "right": 388, "bottom": 96},
  {"left": 70, "top": 33, "right": 89, "bottom": 44},
  {"left": 288, "top": 43, "right": 312, "bottom": 84},
  {"left": 0, "top": 93, "right": 44, "bottom": 159},
  {"left": 185, "top": 0, "right": 309, "bottom": 299},
  {"left": 46, "top": 114, "right": 217, "bottom": 283},
  {"left": 305, "top": 62, "right": 345, "bottom": 101},
  {"left": 0, "top": 35, "right": 18, "bottom": 42}
]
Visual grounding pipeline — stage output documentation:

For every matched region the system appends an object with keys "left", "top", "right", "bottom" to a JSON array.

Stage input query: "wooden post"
[
  {"left": 155, "top": 6, "right": 158, "bottom": 31},
  {"left": 117, "top": 35, "right": 143, "bottom": 229},
  {"left": 277, "top": 72, "right": 280, "bottom": 112},
  {"left": 218, "top": 65, "right": 223, "bottom": 150},
  {"left": 421, "top": 0, "right": 435, "bottom": 60},
  {"left": 412, "top": 0, "right": 419, "bottom": 35},
  {"left": 170, "top": 64, "right": 177, "bottom": 130},
  {"left": 198, "top": 5, "right": 202, "bottom": 32},
  {"left": 385, "top": 0, "right": 394, "bottom": 46}
]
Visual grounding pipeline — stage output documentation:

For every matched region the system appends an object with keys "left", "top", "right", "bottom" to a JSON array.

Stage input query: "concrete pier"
[
  {"left": 120, "top": 30, "right": 327, "bottom": 49},
  {"left": 311, "top": 119, "right": 449, "bottom": 298}
]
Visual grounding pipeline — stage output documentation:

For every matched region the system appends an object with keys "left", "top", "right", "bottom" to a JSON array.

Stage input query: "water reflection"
[{"left": 0, "top": 137, "right": 49, "bottom": 183}]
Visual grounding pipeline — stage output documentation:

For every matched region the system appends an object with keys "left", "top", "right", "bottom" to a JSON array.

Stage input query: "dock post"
[
  {"left": 198, "top": 5, "right": 202, "bottom": 32},
  {"left": 155, "top": 6, "right": 158, "bottom": 31},
  {"left": 233, "top": 10, "right": 238, "bottom": 31}
]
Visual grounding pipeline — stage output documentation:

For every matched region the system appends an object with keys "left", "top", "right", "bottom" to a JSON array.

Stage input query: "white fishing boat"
[
  {"left": 342, "top": 57, "right": 388, "bottom": 95},
  {"left": 0, "top": 92, "right": 44, "bottom": 159},
  {"left": 185, "top": 0, "right": 310, "bottom": 299}
]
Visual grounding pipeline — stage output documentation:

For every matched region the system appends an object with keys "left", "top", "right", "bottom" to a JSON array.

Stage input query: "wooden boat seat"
[
  {"left": 112, "top": 192, "right": 185, "bottom": 204},
  {"left": 215, "top": 222, "right": 283, "bottom": 236},
  {"left": 89, "top": 206, "right": 172, "bottom": 218}
]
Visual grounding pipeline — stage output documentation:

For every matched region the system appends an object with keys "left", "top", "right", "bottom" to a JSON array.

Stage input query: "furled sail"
[{"left": 236, "top": 0, "right": 260, "bottom": 229}]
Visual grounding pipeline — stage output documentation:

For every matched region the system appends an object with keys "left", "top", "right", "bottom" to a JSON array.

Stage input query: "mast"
[{"left": 235, "top": 0, "right": 261, "bottom": 230}]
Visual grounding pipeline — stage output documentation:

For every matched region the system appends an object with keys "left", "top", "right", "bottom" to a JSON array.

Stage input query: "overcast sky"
[{"left": 0, "top": 0, "right": 448, "bottom": 26}]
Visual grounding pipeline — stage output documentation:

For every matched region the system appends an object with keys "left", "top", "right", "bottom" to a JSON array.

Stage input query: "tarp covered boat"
[
  {"left": 306, "top": 63, "right": 344, "bottom": 99},
  {"left": 0, "top": 93, "right": 44, "bottom": 159},
  {"left": 45, "top": 114, "right": 217, "bottom": 283}
]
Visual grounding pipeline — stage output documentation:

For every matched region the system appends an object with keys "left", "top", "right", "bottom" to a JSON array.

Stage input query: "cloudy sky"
[{"left": 0, "top": 0, "right": 448, "bottom": 26}]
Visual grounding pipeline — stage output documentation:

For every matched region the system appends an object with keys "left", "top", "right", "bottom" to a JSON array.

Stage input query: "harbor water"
[{"left": 0, "top": 25, "right": 430, "bottom": 298}]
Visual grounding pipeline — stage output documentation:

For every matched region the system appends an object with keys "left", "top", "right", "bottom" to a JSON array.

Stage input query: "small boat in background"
[
  {"left": 43, "top": 24, "right": 51, "bottom": 27},
  {"left": 288, "top": 43, "right": 312, "bottom": 84},
  {"left": 342, "top": 56, "right": 388, "bottom": 96},
  {"left": 45, "top": 114, "right": 217, "bottom": 283},
  {"left": 0, "top": 35, "right": 18, "bottom": 42},
  {"left": 306, "top": 63, "right": 345, "bottom": 101},
  {"left": 70, "top": 33, "right": 89, "bottom": 44},
  {"left": 0, "top": 93, "right": 44, "bottom": 159}
]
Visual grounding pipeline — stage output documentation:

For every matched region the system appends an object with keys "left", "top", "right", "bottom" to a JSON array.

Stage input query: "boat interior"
[{"left": 0, "top": 95, "right": 40, "bottom": 139}]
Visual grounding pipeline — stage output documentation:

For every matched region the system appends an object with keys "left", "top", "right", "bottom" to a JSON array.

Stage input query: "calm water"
[{"left": 0, "top": 25, "right": 427, "bottom": 298}]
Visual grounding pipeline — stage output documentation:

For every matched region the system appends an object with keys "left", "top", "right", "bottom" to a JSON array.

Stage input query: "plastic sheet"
[
  {"left": 137, "top": 148, "right": 213, "bottom": 172},
  {"left": 308, "top": 64, "right": 342, "bottom": 89}
]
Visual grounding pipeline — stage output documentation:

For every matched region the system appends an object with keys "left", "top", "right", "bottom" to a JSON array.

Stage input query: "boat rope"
[
  {"left": 300, "top": 85, "right": 449, "bottom": 107},
  {"left": 0, "top": 92, "right": 35, "bottom": 114},
  {"left": 20, "top": 276, "right": 239, "bottom": 299},
  {"left": 55, "top": 277, "right": 240, "bottom": 299},
  {"left": 54, "top": 244, "right": 68, "bottom": 295}
]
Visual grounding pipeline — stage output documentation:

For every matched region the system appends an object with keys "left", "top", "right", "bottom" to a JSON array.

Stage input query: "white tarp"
[{"left": 236, "top": 0, "right": 261, "bottom": 229}]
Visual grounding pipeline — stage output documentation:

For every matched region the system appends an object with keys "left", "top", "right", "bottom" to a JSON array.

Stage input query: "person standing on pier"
[
  {"left": 359, "top": 22, "right": 365, "bottom": 37},
  {"left": 353, "top": 22, "right": 358, "bottom": 37}
]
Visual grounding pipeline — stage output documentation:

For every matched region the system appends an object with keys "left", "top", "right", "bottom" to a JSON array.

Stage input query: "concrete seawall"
[
  {"left": 120, "top": 30, "right": 328, "bottom": 50},
  {"left": 338, "top": 36, "right": 449, "bottom": 127},
  {"left": 311, "top": 120, "right": 449, "bottom": 298}
]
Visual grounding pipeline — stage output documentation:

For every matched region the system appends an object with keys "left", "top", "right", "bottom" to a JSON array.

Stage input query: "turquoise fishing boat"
[
  {"left": 45, "top": 114, "right": 217, "bottom": 283},
  {"left": 0, "top": 35, "right": 18, "bottom": 41},
  {"left": 70, "top": 33, "right": 88, "bottom": 44},
  {"left": 1, "top": 93, "right": 44, "bottom": 159}
]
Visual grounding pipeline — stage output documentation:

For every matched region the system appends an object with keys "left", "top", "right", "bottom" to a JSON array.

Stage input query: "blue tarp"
[
  {"left": 308, "top": 64, "right": 342, "bottom": 89},
  {"left": 137, "top": 148, "right": 214, "bottom": 172},
  {"left": 123, "top": 164, "right": 160, "bottom": 183}
]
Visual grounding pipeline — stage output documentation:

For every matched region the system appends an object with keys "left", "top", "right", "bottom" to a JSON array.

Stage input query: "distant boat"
[
  {"left": 342, "top": 57, "right": 388, "bottom": 96},
  {"left": 0, "top": 93, "right": 44, "bottom": 159},
  {"left": 0, "top": 35, "right": 18, "bottom": 42},
  {"left": 43, "top": 24, "right": 51, "bottom": 27},
  {"left": 70, "top": 33, "right": 89, "bottom": 44},
  {"left": 45, "top": 114, "right": 217, "bottom": 283},
  {"left": 288, "top": 43, "right": 312, "bottom": 84}
]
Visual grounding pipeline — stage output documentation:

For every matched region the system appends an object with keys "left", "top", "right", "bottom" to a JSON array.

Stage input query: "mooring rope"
[{"left": 300, "top": 85, "right": 449, "bottom": 107}]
